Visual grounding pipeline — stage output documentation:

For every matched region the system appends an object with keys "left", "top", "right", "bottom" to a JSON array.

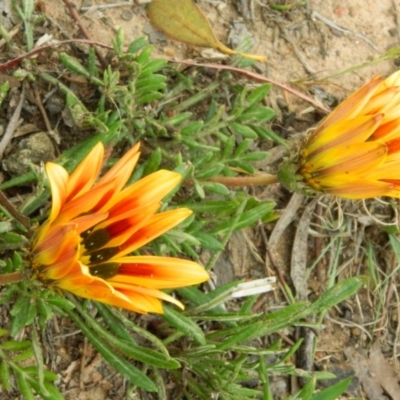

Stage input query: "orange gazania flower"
[
  {"left": 31, "top": 143, "right": 209, "bottom": 314},
  {"left": 278, "top": 70, "right": 400, "bottom": 199}
]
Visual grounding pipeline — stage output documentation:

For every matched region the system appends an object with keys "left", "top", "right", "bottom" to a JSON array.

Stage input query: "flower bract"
[
  {"left": 278, "top": 70, "right": 400, "bottom": 199},
  {"left": 31, "top": 142, "right": 209, "bottom": 314}
]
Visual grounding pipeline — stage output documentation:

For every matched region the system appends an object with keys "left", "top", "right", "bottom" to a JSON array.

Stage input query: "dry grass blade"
[
  {"left": 0, "top": 87, "right": 24, "bottom": 159},
  {"left": 291, "top": 197, "right": 319, "bottom": 300},
  {"left": 266, "top": 193, "right": 304, "bottom": 270}
]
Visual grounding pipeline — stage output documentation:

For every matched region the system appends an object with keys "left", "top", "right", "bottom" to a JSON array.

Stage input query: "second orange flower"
[{"left": 278, "top": 70, "right": 400, "bottom": 199}]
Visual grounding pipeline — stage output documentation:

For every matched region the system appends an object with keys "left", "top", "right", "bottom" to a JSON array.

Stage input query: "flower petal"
[
  {"left": 109, "top": 256, "right": 209, "bottom": 289},
  {"left": 66, "top": 142, "right": 104, "bottom": 202},
  {"left": 96, "top": 143, "right": 141, "bottom": 193},
  {"left": 118, "top": 208, "right": 193, "bottom": 256},
  {"left": 105, "top": 170, "right": 182, "bottom": 215},
  {"left": 325, "top": 180, "right": 395, "bottom": 199},
  {"left": 304, "top": 114, "right": 383, "bottom": 158},
  {"left": 46, "top": 162, "right": 69, "bottom": 223}
]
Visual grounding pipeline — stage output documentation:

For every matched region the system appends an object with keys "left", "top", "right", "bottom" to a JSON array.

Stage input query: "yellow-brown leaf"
[{"left": 147, "top": 0, "right": 266, "bottom": 62}]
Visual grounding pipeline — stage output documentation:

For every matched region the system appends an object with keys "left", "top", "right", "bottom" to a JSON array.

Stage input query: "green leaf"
[
  {"left": 202, "top": 182, "right": 230, "bottom": 196},
  {"left": 127, "top": 37, "right": 148, "bottom": 54},
  {"left": 0, "top": 81, "right": 10, "bottom": 108},
  {"left": 15, "top": 369, "right": 35, "bottom": 400},
  {"left": 181, "top": 121, "right": 203, "bottom": 136},
  {"left": 25, "top": 375, "right": 64, "bottom": 400},
  {"left": 112, "top": 339, "right": 181, "bottom": 370},
  {"left": 163, "top": 111, "right": 192, "bottom": 126},
  {"left": 236, "top": 106, "right": 275, "bottom": 123},
  {"left": 210, "top": 202, "right": 276, "bottom": 234},
  {"left": 195, "top": 232, "right": 224, "bottom": 251},
  {"left": 45, "top": 296, "right": 75, "bottom": 311},
  {"left": 139, "top": 58, "right": 167, "bottom": 77},
  {"left": 0, "top": 360, "right": 11, "bottom": 390},
  {"left": 304, "top": 277, "right": 364, "bottom": 315},
  {"left": 136, "top": 74, "right": 167, "bottom": 92},
  {"left": 1, "top": 340, "right": 31, "bottom": 351},
  {"left": 12, "top": 348, "right": 35, "bottom": 362},
  {"left": 233, "top": 139, "right": 250, "bottom": 157},
  {"left": 162, "top": 305, "right": 206, "bottom": 345},
  {"left": 193, "top": 180, "right": 205, "bottom": 199},
  {"left": 143, "top": 148, "right": 162, "bottom": 175},
  {"left": 239, "top": 151, "right": 269, "bottom": 162},
  {"left": 37, "top": 299, "right": 53, "bottom": 328},
  {"left": 95, "top": 303, "right": 137, "bottom": 344},
  {"left": 112, "top": 28, "right": 124, "bottom": 55},
  {"left": 136, "top": 92, "right": 164, "bottom": 104},
  {"left": 230, "top": 122, "right": 258, "bottom": 139},
  {"left": 196, "top": 164, "right": 225, "bottom": 179},
  {"left": 60, "top": 53, "right": 90, "bottom": 78},
  {"left": 251, "top": 125, "right": 287, "bottom": 146},
  {"left": 136, "top": 45, "right": 154, "bottom": 65},
  {"left": 246, "top": 84, "right": 272, "bottom": 106},
  {"left": 312, "top": 377, "right": 352, "bottom": 400},
  {"left": 188, "top": 200, "right": 239, "bottom": 214},
  {"left": 10, "top": 297, "right": 36, "bottom": 337},
  {"left": 67, "top": 309, "right": 157, "bottom": 392},
  {"left": 297, "top": 376, "right": 316, "bottom": 400},
  {"left": 31, "top": 328, "right": 48, "bottom": 397}
]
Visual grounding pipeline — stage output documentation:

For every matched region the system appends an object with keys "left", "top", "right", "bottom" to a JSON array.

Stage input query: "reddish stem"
[
  {"left": 207, "top": 174, "right": 279, "bottom": 187},
  {"left": 0, "top": 271, "right": 24, "bottom": 285},
  {"left": 62, "top": 0, "right": 108, "bottom": 69}
]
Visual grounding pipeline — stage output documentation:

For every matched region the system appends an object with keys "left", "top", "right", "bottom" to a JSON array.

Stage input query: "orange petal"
[
  {"left": 33, "top": 224, "right": 78, "bottom": 265},
  {"left": 105, "top": 170, "right": 182, "bottom": 215},
  {"left": 308, "top": 142, "right": 387, "bottom": 178},
  {"left": 109, "top": 256, "right": 209, "bottom": 289},
  {"left": 371, "top": 119, "right": 400, "bottom": 141},
  {"left": 56, "top": 180, "right": 116, "bottom": 224},
  {"left": 56, "top": 263, "right": 115, "bottom": 298},
  {"left": 91, "top": 203, "right": 161, "bottom": 249},
  {"left": 324, "top": 180, "right": 395, "bottom": 199},
  {"left": 309, "top": 75, "right": 382, "bottom": 141},
  {"left": 96, "top": 289, "right": 165, "bottom": 314},
  {"left": 46, "top": 163, "right": 69, "bottom": 223},
  {"left": 305, "top": 114, "right": 383, "bottom": 158},
  {"left": 71, "top": 212, "right": 109, "bottom": 235},
  {"left": 361, "top": 87, "right": 399, "bottom": 115},
  {"left": 118, "top": 208, "right": 192, "bottom": 256},
  {"left": 66, "top": 142, "right": 104, "bottom": 202},
  {"left": 106, "top": 284, "right": 184, "bottom": 313},
  {"left": 96, "top": 143, "right": 141, "bottom": 193}
]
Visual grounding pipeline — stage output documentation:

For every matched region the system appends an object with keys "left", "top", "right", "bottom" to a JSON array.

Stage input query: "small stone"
[
  {"left": 2, "top": 132, "right": 55, "bottom": 177},
  {"left": 45, "top": 95, "right": 65, "bottom": 115},
  {"left": 351, "top": 327, "right": 361, "bottom": 337},
  {"left": 121, "top": 10, "right": 133, "bottom": 21}
]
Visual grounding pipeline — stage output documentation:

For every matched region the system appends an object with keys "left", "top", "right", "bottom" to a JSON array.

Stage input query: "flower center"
[{"left": 81, "top": 228, "right": 121, "bottom": 279}]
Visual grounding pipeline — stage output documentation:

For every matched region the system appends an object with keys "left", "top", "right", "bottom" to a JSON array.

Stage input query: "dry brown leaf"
[
  {"left": 369, "top": 341, "right": 400, "bottom": 399},
  {"left": 344, "top": 346, "right": 387, "bottom": 400},
  {"left": 147, "top": 0, "right": 266, "bottom": 62}
]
